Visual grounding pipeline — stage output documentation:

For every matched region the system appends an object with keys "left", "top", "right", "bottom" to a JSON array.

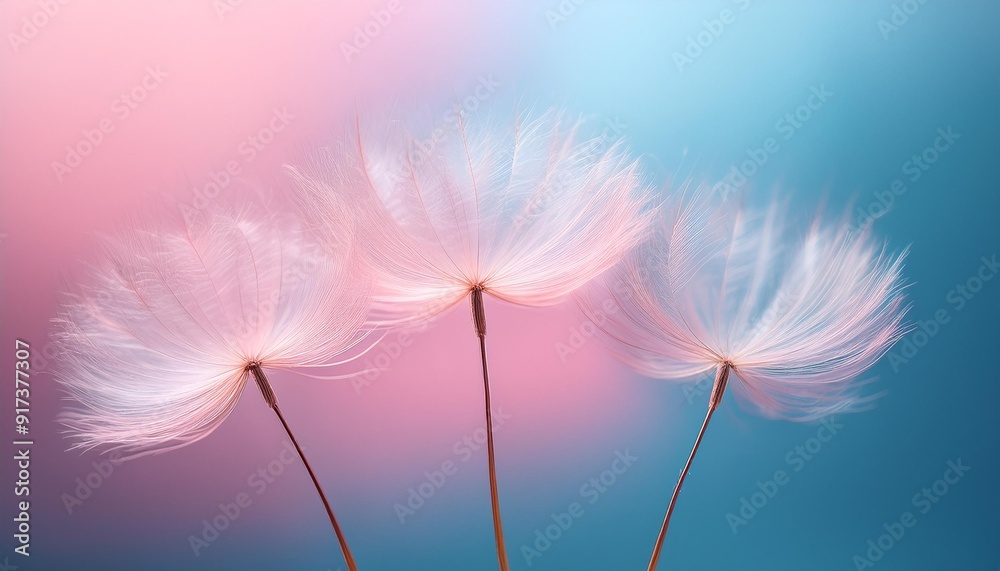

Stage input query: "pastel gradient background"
[{"left": 1, "top": 1, "right": 998, "bottom": 570}]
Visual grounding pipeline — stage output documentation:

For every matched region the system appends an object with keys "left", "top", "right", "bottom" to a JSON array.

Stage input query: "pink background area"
[{"left": 0, "top": 1, "right": 660, "bottom": 564}]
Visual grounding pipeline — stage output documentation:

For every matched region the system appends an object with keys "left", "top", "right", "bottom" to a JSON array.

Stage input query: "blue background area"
[{"left": 519, "top": 2, "right": 1000, "bottom": 570}]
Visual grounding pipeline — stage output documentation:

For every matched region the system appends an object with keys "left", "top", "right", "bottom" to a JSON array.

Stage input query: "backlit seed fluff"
[
  {"left": 580, "top": 186, "right": 910, "bottom": 420},
  {"left": 54, "top": 204, "right": 372, "bottom": 457},
  {"left": 286, "top": 108, "right": 658, "bottom": 324}
]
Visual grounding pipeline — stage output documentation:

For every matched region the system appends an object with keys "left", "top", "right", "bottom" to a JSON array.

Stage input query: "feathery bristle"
[
  {"left": 54, "top": 202, "right": 372, "bottom": 457},
  {"left": 287, "top": 107, "right": 658, "bottom": 325},
  {"left": 580, "top": 183, "right": 910, "bottom": 420}
]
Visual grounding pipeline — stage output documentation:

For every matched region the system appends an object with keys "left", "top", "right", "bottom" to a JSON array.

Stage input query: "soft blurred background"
[{"left": 1, "top": 1, "right": 998, "bottom": 569}]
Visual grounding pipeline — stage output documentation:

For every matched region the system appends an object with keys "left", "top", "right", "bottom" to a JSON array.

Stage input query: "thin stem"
[
  {"left": 647, "top": 362, "right": 731, "bottom": 571},
  {"left": 471, "top": 286, "right": 510, "bottom": 571},
  {"left": 250, "top": 364, "right": 359, "bottom": 571}
]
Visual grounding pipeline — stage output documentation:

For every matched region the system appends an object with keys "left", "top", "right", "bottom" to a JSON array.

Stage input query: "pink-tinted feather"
[
  {"left": 55, "top": 203, "right": 372, "bottom": 458},
  {"left": 581, "top": 183, "right": 910, "bottom": 420},
  {"left": 287, "top": 108, "right": 657, "bottom": 325}
]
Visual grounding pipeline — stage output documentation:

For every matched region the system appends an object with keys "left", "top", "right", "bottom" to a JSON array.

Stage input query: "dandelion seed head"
[
  {"left": 288, "top": 107, "right": 658, "bottom": 325},
  {"left": 581, "top": 183, "right": 910, "bottom": 420},
  {"left": 54, "top": 202, "right": 372, "bottom": 458}
]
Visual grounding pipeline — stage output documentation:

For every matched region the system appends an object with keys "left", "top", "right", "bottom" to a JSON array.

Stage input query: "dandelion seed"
[
  {"left": 288, "top": 107, "right": 657, "bottom": 570},
  {"left": 579, "top": 185, "right": 910, "bottom": 570},
  {"left": 54, "top": 202, "right": 372, "bottom": 571}
]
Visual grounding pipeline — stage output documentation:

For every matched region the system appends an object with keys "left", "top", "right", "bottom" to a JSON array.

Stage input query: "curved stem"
[
  {"left": 647, "top": 363, "right": 731, "bottom": 571},
  {"left": 250, "top": 364, "right": 359, "bottom": 571},
  {"left": 471, "top": 287, "right": 510, "bottom": 571}
]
